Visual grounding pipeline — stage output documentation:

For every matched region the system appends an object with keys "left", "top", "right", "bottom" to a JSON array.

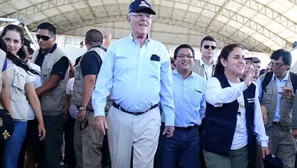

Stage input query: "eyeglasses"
[
  {"left": 203, "top": 45, "right": 216, "bottom": 50},
  {"left": 36, "top": 34, "right": 52, "bottom": 41},
  {"left": 176, "top": 54, "right": 194, "bottom": 59},
  {"left": 270, "top": 62, "right": 284, "bottom": 69},
  {"left": 130, "top": 13, "right": 152, "bottom": 19}
]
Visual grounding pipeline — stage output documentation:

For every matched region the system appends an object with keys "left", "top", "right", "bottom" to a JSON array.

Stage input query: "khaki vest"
[
  {"left": 32, "top": 47, "right": 68, "bottom": 116},
  {"left": 193, "top": 59, "right": 215, "bottom": 80},
  {"left": 0, "top": 49, "right": 6, "bottom": 94},
  {"left": 260, "top": 73, "right": 293, "bottom": 130},
  {"left": 71, "top": 47, "right": 105, "bottom": 110},
  {"left": 6, "top": 62, "right": 30, "bottom": 120}
]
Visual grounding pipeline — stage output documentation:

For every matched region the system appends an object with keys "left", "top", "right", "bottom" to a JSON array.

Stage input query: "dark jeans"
[
  {"left": 38, "top": 113, "right": 64, "bottom": 168},
  {"left": 199, "top": 125, "right": 206, "bottom": 168},
  {"left": 18, "top": 119, "right": 39, "bottom": 168},
  {"left": 156, "top": 124, "right": 200, "bottom": 168},
  {"left": 64, "top": 115, "right": 76, "bottom": 168}
]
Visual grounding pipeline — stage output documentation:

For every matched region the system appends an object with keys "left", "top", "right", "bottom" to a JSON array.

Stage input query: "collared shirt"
[
  {"left": 34, "top": 44, "right": 69, "bottom": 80},
  {"left": 168, "top": 70, "right": 206, "bottom": 127},
  {"left": 257, "top": 71, "right": 290, "bottom": 122},
  {"left": 35, "top": 44, "right": 58, "bottom": 67},
  {"left": 206, "top": 77, "right": 269, "bottom": 147},
  {"left": 66, "top": 77, "right": 78, "bottom": 119},
  {"left": 27, "top": 62, "right": 42, "bottom": 120},
  {"left": 199, "top": 59, "right": 215, "bottom": 80},
  {"left": 92, "top": 33, "right": 175, "bottom": 125}
]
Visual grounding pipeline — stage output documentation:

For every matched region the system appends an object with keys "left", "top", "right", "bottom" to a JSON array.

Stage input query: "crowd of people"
[{"left": 0, "top": 0, "right": 296, "bottom": 168}]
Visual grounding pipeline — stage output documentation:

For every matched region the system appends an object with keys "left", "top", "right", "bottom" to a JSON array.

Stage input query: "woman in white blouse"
[{"left": 201, "top": 44, "right": 269, "bottom": 168}]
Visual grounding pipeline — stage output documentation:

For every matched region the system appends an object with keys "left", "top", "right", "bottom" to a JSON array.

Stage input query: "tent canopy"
[{"left": 0, "top": 0, "right": 296, "bottom": 52}]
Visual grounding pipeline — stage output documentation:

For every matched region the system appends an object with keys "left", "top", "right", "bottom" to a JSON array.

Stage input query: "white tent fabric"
[{"left": 0, "top": 0, "right": 296, "bottom": 53}]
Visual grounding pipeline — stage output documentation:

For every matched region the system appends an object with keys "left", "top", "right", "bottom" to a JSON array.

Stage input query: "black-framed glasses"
[
  {"left": 176, "top": 54, "right": 194, "bottom": 59},
  {"left": 130, "top": 13, "right": 152, "bottom": 19},
  {"left": 270, "top": 62, "right": 284, "bottom": 68},
  {"left": 203, "top": 45, "right": 216, "bottom": 50},
  {"left": 36, "top": 34, "right": 52, "bottom": 41},
  {"left": 79, "top": 119, "right": 88, "bottom": 131}
]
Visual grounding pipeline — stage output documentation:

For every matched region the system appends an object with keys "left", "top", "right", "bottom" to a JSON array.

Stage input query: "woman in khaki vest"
[{"left": 1, "top": 25, "right": 46, "bottom": 168}]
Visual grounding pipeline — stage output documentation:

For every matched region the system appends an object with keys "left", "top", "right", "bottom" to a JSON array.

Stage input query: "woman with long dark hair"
[
  {"left": 1, "top": 24, "right": 46, "bottom": 167},
  {"left": 201, "top": 44, "right": 269, "bottom": 168}
]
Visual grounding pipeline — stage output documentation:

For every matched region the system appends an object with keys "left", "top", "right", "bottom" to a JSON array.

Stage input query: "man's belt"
[
  {"left": 175, "top": 124, "right": 198, "bottom": 131},
  {"left": 161, "top": 122, "right": 198, "bottom": 131},
  {"left": 112, "top": 102, "right": 158, "bottom": 116}
]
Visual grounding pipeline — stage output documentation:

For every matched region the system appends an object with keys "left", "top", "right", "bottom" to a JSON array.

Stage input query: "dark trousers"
[
  {"left": 295, "top": 153, "right": 297, "bottom": 168},
  {"left": 102, "top": 134, "right": 111, "bottom": 168},
  {"left": 199, "top": 125, "right": 206, "bottom": 168},
  {"left": 156, "top": 124, "right": 200, "bottom": 168},
  {"left": 38, "top": 113, "right": 64, "bottom": 168},
  {"left": 0, "top": 139, "right": 3, "bottom": 166},
  {"left": 64, "top": 115, "right": 76, "bottom": 168},
  {"left": 18, "top": 119, "right": 39, "bottom": 168}
]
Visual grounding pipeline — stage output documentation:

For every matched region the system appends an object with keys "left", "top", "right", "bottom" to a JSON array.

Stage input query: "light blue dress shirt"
[
  {"left": 257, "top": 71, "right": 289, "bottom": 122},
  {"left": 92, "top": 34, "right": 175, "bottom": 126},
  {"left": 164, "top": 70, "right": 206, "bottom": 127}
]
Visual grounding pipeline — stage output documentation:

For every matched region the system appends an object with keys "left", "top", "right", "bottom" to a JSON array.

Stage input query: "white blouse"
[{"left": 205, "top": 77, "right": 269, "bottom": 149}]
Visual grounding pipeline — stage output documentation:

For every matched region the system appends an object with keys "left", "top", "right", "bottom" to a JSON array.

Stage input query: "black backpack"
[{"left": 262, "top": 71, "right": 297, "bottom": 97}]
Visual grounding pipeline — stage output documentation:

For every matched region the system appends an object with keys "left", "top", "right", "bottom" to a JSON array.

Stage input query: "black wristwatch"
[{"left": 78, "top": 106, "right": 86, "bottom": 112}]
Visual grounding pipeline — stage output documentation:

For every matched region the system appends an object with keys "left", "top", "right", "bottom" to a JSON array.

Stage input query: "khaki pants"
[
  {"left": 74, "top": 111, "right": 104, "bottom": 168},
  {"left": 267, "top": 124, "right": 296, "bottom": 168},
  {"left": 107, "top": 106, "right": 161, "bottom": 168},
  {"left": 203, "top": 146, "right": 249, "bottom": 168}
]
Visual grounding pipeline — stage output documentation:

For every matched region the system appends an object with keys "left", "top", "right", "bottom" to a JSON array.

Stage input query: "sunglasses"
[
  {"left": 36, "top": 34, "right": 52, "bottom": 41},
  {"left": 203, "top": 45, "right": 216, "bottom": 50}
]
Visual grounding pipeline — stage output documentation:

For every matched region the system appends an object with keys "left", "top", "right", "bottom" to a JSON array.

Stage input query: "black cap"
[
  {"left": 129, "top": 0, "right": 156, "bottom": 15},
  {"left": 264, "top": 154, "right": 283, "bottom": 168}
]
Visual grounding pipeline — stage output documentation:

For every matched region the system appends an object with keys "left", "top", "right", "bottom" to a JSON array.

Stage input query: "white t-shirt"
[
  {"left": 200, "top": 60, "right": 215, "bottom": 80},
  {"left": 66, "top": 77, "right": 78, "bottom": 119},
  {"left": 27, "top": 62, "right": 42, "bottom": 120},
  {"left": 204, "top": 64, "right": 214, "bottom": 80},
  {"left": 229, "top": 81, "right": 248, "bottom": 150}
]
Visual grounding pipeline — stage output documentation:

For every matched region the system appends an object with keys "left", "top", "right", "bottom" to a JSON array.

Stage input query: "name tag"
[{"left": 247, "top": 98, "right": 255, "bottom": 103}]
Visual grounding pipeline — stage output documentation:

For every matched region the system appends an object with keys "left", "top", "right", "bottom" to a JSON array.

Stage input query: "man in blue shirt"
[
  {"left": 158, "top": 44, "right": 206, "bottom": 168},
  {"left": 91, "top": 0, "right": 175, "bottom": 167}
]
